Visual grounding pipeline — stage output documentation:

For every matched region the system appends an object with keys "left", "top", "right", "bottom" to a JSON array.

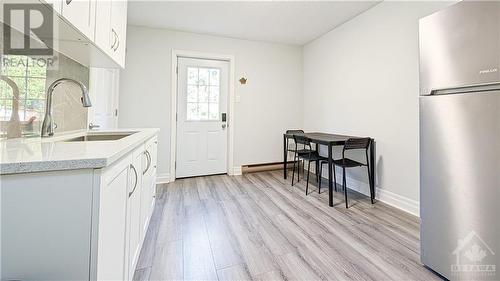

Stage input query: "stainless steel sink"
[{"left": 63, "top": 132, "right": 136, "bottom": 142}]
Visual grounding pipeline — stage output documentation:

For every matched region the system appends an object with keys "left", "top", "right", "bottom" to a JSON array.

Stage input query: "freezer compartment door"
[
  {"left": 420, "top": 91, "right": 500, "bottom": 280},
  {"left": 419, "top": 1, "right": 500, "bottom": 95}
]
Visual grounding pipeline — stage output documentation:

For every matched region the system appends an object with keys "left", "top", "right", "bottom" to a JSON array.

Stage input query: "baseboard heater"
[{"left": 241, "top": 161, "right": 294, "bottom": 174}]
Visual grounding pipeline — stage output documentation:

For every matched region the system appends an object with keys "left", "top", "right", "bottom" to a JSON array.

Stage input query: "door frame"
[{"left": 170, "top": 49, "right": 236, "bottom": 181}]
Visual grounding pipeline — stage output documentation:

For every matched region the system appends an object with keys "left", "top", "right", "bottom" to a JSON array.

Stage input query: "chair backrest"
[
  {"left": 286, "top": 130, "right": 304, "bottom": 149},
  {"left": 344, "top": 137, "right": 371, "bottom": 151},
  {"left": 293, "top": 134, "right": 310, "bottom": 147},
  {"left": 286, "top": 129, "right": 304, "bottom": 134}
]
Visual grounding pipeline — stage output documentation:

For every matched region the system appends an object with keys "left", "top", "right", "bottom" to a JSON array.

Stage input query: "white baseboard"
[
  {"left": 232, "top": 166, "right": 242, "bottom": 176},
  {"left": 344, "top": 176, "right": 419, "bottom": 217},
  {"left": 156, "top": 173, "right": 171, "bottom": 184},
  {"left": 316, "top": 166, "right": 419, "bottom": 217},
  {"left": 157, "top": 167, "right": 241, "bottom": 183}
]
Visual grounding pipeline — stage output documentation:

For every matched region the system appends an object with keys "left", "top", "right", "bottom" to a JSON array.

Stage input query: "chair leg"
[
  {"left": 306, "top": 160, "right": 311, "bottom": 195},
  {"left": 333, "top": 165, "right": 337, "bottom": 194},
  {"left": 298, "top": 160, "right": 301, "bottom": 182},
  {"left": 333, "top": 164, "right": 337, "bottom": 191},
  {"left": 366, "top": 164, "right": 374, "bottom": 204},
  {"left": 343, "top": 167, "right": 348, "bottom": 208},
  {"left": 316, "top": 162, "right": 319, "bottom": 183},
  {"left": 318, "top": 163, "right": 322, "bottom": 193},
  {"left": 292, "top": 153, "right": 297, "bottom": 186}
]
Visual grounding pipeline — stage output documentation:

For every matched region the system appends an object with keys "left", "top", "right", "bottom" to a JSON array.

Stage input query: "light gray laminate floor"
[{"left": 133, "top": 170, "right": 439, "bottom": 281}]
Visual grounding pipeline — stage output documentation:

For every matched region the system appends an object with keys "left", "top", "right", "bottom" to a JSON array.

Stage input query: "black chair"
[
  {"left": 286, "top": 130, "right": 305, "bottom": 156},
  {"left": 320, "top": 137, "right": 371, "bottom": 208},
  {"left": 286, "top": 130, "right": 309, "bottom": 182},
  {"left": 317, "top": 158, "right": 336, "bottom": 194},
  {"left": 292, "top": 135, "right": 327, "bottom": 195}
]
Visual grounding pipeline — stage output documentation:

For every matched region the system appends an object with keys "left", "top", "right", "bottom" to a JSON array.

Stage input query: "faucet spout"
[{"left": 41, "top": 78, "right": 92, "bottom": 137}]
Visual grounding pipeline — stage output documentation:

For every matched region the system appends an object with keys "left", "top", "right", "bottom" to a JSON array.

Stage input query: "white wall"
[
  {"left": 303, "top": 1, "right": 454, "bottom": 215},
  {"left": 119, "top": 26, "right": 303, "bottom": 179}
]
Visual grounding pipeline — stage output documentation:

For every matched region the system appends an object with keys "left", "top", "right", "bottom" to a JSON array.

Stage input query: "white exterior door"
[{"left": 176, "top": 57, "right": 229, "bottom": 178}]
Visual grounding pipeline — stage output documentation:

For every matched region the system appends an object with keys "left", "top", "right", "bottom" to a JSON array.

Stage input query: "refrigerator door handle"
[{"left": 428, "top": 82, "right": 500, "bottom": 96}]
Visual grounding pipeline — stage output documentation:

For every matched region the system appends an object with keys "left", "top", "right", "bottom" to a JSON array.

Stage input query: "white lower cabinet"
[
  {"left": 140, "top": 137, "right": 157, "bottom": 240},
  {"left": 0, "top": 134, "right": 158, "bottom": 281},
  {"left": 125, "top": 147, "right": 144, "bottom": 280},
  {"left": 96, "top": 154, "right": 130, "bottom": 280}
]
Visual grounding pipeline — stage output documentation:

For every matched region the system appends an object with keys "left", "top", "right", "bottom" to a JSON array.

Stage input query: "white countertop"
[{"left": 0, "top": 128, "right": 159, "bottom": 175}]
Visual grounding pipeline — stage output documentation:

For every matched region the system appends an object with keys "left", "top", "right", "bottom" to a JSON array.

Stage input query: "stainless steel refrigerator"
[{"left": 419, "top": 1, "right": 500, "bottom": 280}]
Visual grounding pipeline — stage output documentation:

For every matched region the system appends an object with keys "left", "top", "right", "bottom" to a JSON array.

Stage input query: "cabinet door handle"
[
  {"left": 143, "top": 151, "right": 151, "bottom": 175},
  {"left": 147, "top": 151, "right": 152, "bottom": 173},
  {"left": 66, "top": 0, "right": 72, "bottom": 4},
  {"left": 111, "top": 29, "right": 118, "bottom": 50},
  {"left": 129, "top": 164, "right": 138, "bottom": 197},
  {"left": 114, "top": 35, "right": 120, "bottom": 52}
]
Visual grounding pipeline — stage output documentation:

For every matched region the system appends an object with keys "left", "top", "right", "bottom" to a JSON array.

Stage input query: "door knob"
[
  {"left": 89, "top": 123, "right": 100, "bottom": 130},
  {"left": 222, "top": 123, "right": 227, "bottom": 129}
]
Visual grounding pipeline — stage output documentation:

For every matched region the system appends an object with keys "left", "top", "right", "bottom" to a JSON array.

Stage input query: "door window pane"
[
  {"left": 198, "top": 103, "right": 209, "bottom": 120},
  {"left": 198, "top": 69, "right": 209, "bottom": 86},
  {"left": 187, "top": 85, "right": 198, "bottom": 102},
  {"left": 185, "top": 66, "right": 221, "bottom": 121},
  {"left": 209, "top": 69, "right": 220, "bottom": 86},
  {"left": 187, "top": 67, "right": 198, "bottom": 85},
  {"left": 198, "top": 85, "right": 209, "bottom": 102},
  {"left": 209, "top": 86, "right": 219, "bottom": 103}
]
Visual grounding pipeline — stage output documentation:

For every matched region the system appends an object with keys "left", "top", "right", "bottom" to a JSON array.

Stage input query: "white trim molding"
[
  {"left": 170, "top": 49, "right": 236, "bottom": 181},
  {"left": 316, "top": 166, "right": 419, "bottom": 217},
  {"left": 343, "top": 175, "right": 419, "bottom": 217},
  {"left": 232, "top": 166, "right": 242, "bottom": 176},
  {"left": 156, "top": 173, "right": 171, "bottom": 184}
]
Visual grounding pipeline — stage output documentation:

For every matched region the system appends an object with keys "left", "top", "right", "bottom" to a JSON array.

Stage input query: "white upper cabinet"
[
  {"left": 94, "top": 0, "right": 112, "bottom": 56},
  {"left": 61, "top": 0, "right": 96, "bottom": 40},
  {"left": 94, "top": 0, "right": 128, "bottom": 67},
  {"left": 45, "top": 0, "right": 62, "bottom": 14},
  {"left": 110, "top": 0, "right": 128, "bottom": 67},
  {"left": 39, "top": 0, "right": 127, "bottom": 68}
]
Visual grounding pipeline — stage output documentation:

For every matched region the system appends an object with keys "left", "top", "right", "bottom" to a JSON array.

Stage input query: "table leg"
[
  {"left": 328, "top": 144, "right": 333, "bottom": 207},
  {"left": 369, "top": 139, "right": 375, "bottom": 204},
  {"left": 315, "top": 144, "right": 319, "bottom": 182},
  {"left": 283, "top": 135, "right": 287, "bottom": 179}
]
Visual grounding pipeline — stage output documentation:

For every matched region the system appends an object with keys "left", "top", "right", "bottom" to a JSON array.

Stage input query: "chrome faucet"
[{"left": 41, "top": 78, "right": 92, "bottom": 137}]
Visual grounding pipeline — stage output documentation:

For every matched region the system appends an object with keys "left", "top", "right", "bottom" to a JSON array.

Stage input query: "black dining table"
[{"left": 283, "top": 132, "right": 375, "bottom": 207}]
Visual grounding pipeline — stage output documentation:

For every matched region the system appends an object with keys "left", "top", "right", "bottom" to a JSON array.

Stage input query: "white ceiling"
[{"left": 127, "top": 1, "right": 380, "bottom": 45}]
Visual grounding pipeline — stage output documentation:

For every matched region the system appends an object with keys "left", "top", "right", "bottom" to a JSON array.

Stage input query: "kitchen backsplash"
[{"left": 0, "top": 51, "right": 89, "bottom": 139}]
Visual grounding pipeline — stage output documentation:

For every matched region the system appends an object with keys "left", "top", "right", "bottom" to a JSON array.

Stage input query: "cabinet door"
[
  {"left": 110, "top": 0, "right": 128, "bottom": 67},
  {"left": 96, "top": 163, "right": 129, "bottom": 280},
  {"left": 94, "top": 0, "right": 112, "bottom": 56},
  {"left": 151, "top": 137, "right": 158, "bottom": 202},
  {"left": 61, "top": 0, "right": 96, "bottom": 39},
  {"left": 44, "top": 0, "right": 62, "bottom": 14},
  {"left": 126, "top": 150, "right": 143, "bottom": 280},
  {"left": 139, "top": 142, "right": 154, "bottom": 240}
]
